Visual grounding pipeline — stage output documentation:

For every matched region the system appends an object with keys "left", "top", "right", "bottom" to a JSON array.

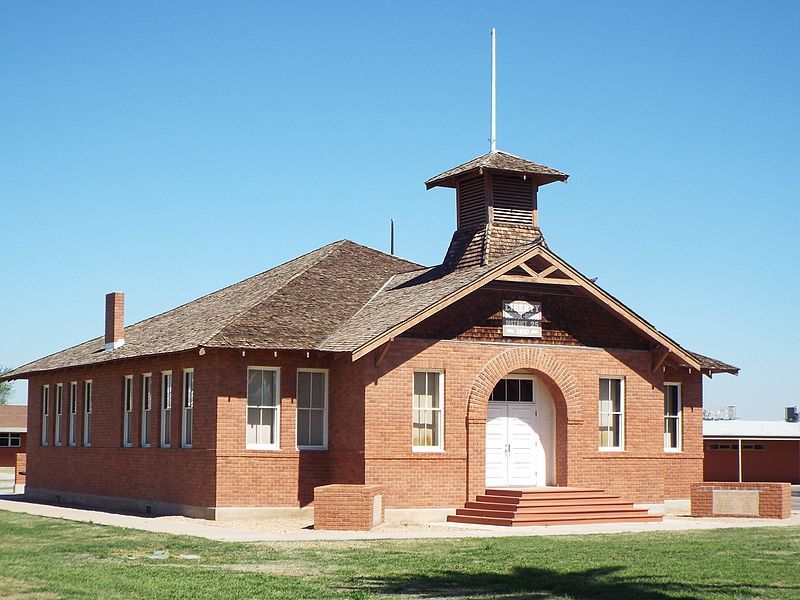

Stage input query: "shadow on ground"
[{"left": 350, "top": 565, "right": 800, "bottom": 599}]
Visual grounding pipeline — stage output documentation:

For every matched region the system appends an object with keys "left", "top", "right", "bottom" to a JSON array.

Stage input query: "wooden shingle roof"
[
  {"left": 2, "top": 240, "right": 420, "bottom": 379},
  {"left": 425, "top": 150, "right": 569, "bottom": 189},
  {"left": 2, "top": 238, "right": 737, "bottom": 379}
]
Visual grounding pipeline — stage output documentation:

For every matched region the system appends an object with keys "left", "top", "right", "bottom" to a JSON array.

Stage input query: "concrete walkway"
[{"left": 1, "top": 496, "right": 798, "bottom": 542}]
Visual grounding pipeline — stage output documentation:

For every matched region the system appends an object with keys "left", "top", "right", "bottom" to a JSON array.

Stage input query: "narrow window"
[
  {"left": 297, "top": 370, "right": 327, "bottom": 449},
  {"left": 68, "top": 382, "right": 77, "bottom": 446},
  {"left": 54, "top": 383, "right": 63, "bottom": 447},
  {"left": 41, "top": 385, "right": 50, "bottom": 446},
  {"left": 123, "top": 375, "right": 133, "bottom": 447},
  {"left": 182, "top": 369, "right": 193, "bottom": 448},
  {"left": 599, "top": 377, "right": 624, "bottom": 450},
  {"left": 664, "top": 383, "right": 681, "bottom": 451},
  {"left": 141, "top": 374, "right": 152, "bottom": 448},
  {"left": 246, "top": 367, "right": 279, "bottom": 449},
  {"left": 161, "top": 371, "right": 172, "bottom": 448},
  {"left": 412, "top": 371, "right": 444, "bottom": 451},
  {"left": 83, "top": 381, "right": 92, "bottom": 447}
]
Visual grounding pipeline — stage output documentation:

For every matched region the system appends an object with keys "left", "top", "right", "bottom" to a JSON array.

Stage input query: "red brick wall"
[
  {"left": 704, "top": 440, "right": 800, "bottom": 484},
  {"left": 24, "top": 337, "right": 706, "bottom": 511},
  {"left": 362, "top": 339, "right": 703, "bottom": 507},
  {"left": 691, "top": 482, "right": 791, "bottom": 518},
  {"left": 26, "top": 351, "right": 217, "bottom": 507},
  {"left": 314, "top": 484, "right": 383, "bottom": 530},
  {"left": 0, "top": 433, "right": 26, "bottom": 468},
  {"left": 15, "top": 452, "right": 26, "bottom": 486},
  {"left": 214, "top": 349, "right": 336, "bottom": 507}
]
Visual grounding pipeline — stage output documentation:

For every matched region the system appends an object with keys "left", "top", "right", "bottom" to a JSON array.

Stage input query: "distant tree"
[{"left": 0, "top": 366, "right": 11, "bottom": 405}]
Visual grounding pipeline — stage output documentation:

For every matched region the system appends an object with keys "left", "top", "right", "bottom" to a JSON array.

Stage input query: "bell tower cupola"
[{"left": 425, "top": 150, "right": 568, "bottom": 270}]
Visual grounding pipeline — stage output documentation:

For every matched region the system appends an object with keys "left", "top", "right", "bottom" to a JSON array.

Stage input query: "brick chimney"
[{"left": 104, "top": 292, "right": 125, "bottom": 351}]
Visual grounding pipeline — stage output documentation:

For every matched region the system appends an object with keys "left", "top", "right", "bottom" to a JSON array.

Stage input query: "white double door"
[{"left": 486, "top": 398, "right": 543, "bottom": 488}]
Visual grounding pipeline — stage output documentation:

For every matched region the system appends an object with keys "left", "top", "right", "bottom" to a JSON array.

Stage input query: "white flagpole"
[{"left": 490, "top": 27, "right": 497, "bottom": 153}]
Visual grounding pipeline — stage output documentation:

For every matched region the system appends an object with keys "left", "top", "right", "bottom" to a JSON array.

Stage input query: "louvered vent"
[
  {"left": 492, "top": 175, "right": 534, "bottom": 225},
  {"left": 457, "top": 177, "right": 486, "bottom": 230}
]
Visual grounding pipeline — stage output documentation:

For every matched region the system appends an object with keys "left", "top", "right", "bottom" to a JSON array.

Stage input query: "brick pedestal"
[
  {"left": 314, "top": 484, "right": 384, "bottom": 530},
  {"left": 691, "top": 482, "right": 791, "bottom": 519}
]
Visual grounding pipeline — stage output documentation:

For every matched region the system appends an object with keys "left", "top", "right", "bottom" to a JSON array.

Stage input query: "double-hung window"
[
  {"left": 161, "top": 371, "right": 172, "bottom": 447},
  {"left": 182, "top": 369, "right": 194, "bottom": 448},
  {"left": 54, "top": 383, "right": 63, "bottom": 447},
  {"left": 297, "top": 370, "right": 327, "bottom": 449},
  {"left": 141, "top": 374, "right": 152, "bottom": 448},
  {"left": 246, "top": 367, "right": 279, "bottom": 449},
  {"left": 68, "top": 382, "right": 77, "bottom": 446},
  {"left": 123, "top": 376, "right": 133, "bottom": 447},
  {"left": 412, "top": 370, "right": 444, "bottom": 451},
  {"left": 0, "top": 433, "right": 21, "bottom": 448},
  {"left": 41, "top": 385, "right": 49, "bottom": 446},
  {"left": 664, "top": 383, "right": 682, "bottom": 451},
  {"left": 83, "top": 381, "right": 92, "bottom": 447},
  {"left": 599, "top": 377, "right": 624, "bottom": 450}
]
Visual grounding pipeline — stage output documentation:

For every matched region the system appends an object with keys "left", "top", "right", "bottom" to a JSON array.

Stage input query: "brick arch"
[{"left": 467, "top": 346, "right": 582, "bottom": 424}]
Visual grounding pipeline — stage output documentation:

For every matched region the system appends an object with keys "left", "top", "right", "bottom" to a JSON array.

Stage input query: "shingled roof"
[
  {"left": 2, "top": 237, "right": 737, "bottom": 380},
  {"left": 425, "top": 150, "right": 569, "bottom": 189},
  {"left": 2, "top": 240, "right": 420, "bottom": 379},
  {"left": 0, "top": 405, "right": 27, "bottom": 431}
]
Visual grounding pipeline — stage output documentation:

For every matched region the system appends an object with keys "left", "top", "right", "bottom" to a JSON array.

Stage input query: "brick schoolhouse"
[{"left": 2, "top": 150, "right": 738, "bottom": 522}]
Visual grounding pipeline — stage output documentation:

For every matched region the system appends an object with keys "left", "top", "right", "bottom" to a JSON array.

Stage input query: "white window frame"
[
  {"left": 296, "top": 368, "right": 328, "bottom": 450},
  {"left": 141, "top": 373, "right": 152, "bottom": 448},
  {"left": 181, "top": 369, "right": 194, "bottom": 448},
  {"left": 412, "top": 369, "right": 445, "bottom": 452},
  {"left": 246, "top": 366, "right": 281, "bottom": 450},
  {"left": 41, "top": 384, "right": 49, "bottom": 447},
  {"left": 68, "top": 382, "right": 77, "bottom": 446},
  {"left": 54, "top": 383, "right": 63, "bottom": 447},
  {"left": 161, "top": 371, "right": 172, "bottom": 448},
  {"left": 664, "top": 382, "right": 682, "bottom": 452},
  {"left": 0, "top": 433, "right": 21, "bottom": 448},
  {"left": 123, "top": 375, "right": 134, "bottom": 447},
  {"left": 598, "top": 377, "right": 625, "bottom": 451},
  {"left": 83, "top": 380, "right": 92, "bottom": 447}
]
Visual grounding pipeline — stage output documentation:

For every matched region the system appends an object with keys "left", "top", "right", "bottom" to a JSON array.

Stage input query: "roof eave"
[{"left": 425, "top": 169, "right": 568, "bottom": 190}]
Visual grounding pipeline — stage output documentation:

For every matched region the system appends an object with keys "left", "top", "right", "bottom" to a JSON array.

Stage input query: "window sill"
[
  {"left": 297, "top": 446, "right": 328, "bottom": 451},
  {"left": 412, "top": 447, "right": 444, "bottom": 453},
  {"left": 246, "top": 444, "right": 279, "bottom": 451},
  {"left": 597, "top": 447, "right": 624, "bottom": 452},
  {"left": 664, "top": 448, "right": 682, "bottom": 453}
]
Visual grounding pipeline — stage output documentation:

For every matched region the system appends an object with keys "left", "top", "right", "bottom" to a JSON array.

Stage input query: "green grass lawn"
[{"left": 1, "top": 510, "right": 799, "bottom": 599}]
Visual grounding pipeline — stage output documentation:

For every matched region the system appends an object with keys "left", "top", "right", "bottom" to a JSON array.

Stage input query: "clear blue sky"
[{"left": 2, "top": 1, "right": 798, "bottom": 419}]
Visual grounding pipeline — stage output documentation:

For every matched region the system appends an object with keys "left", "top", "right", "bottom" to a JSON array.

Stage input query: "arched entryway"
[
  {"left": 465, "top": 347, "right": 582, "bottom": 499},
  {"left": 485, "top": 372, "right": 555, "bottom": 487}
]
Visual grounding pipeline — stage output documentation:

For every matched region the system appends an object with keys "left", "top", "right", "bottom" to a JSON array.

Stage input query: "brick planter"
[
  {"left": 314, "top": 484, "right": 384, "bottom": 530},
  {"left": 691, "top": 482, "right": 791, "bottom": 519}
]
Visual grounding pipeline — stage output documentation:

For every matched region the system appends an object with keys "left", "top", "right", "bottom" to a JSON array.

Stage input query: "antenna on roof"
[
  {"left": 490, "top": 27, "right": 497, "bottom": 153},
  {"left": 390, "top": 218, "right": 395, "bottom": 255}
]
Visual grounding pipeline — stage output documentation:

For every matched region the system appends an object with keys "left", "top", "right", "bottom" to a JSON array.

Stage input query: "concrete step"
[
  {"left": 476, "top": 492, "right": 617, "bottom": 504},
  {"left": 449, "top": 486, "right": 661, "bottom": 527},
  {"left": 447, "top": 512, "right": 662, "bottom": 527},
  {"left": 466, "top": 499, "right": 631, "bottom": 511},
  {"left": 484, "top": 487, "right": 606, "bottom": 497},
  {"left": 458, "top": 504, "right": 643, "bottom": 518}
]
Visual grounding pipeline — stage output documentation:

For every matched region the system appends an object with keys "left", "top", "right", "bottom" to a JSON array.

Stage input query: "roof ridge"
[
  {"left": 317, "top": 268, "right": 407, "bottom": 350},
  {"left": 200, "top": 240, "right": 347, "bottom": 346}
]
